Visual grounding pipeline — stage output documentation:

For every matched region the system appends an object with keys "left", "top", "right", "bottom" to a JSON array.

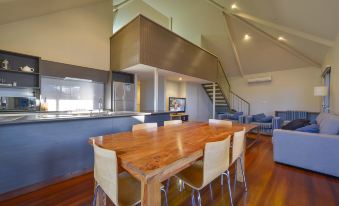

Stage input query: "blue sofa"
[
  {"left": 245, "top": 113, "right": 282, "bottom": 135},
  {"left": 218, "top": 112, "right": 245, "bottom": 123},
  {"left": 273, "top": 113, "right": 339, "bottom": 177}
]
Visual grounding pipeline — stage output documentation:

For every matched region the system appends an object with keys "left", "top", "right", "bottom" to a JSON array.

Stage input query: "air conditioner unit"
[{"left": 247, "top": 75, "right": 272, "bottom": 84}]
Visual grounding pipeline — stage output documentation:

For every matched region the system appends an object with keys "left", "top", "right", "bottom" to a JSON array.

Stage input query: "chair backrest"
[
  {"left": 132, "top": 123, "right": 158, "bottom": 131},
  {"left": 202, "top": 137, "right": 231, "bottom": 188},
  {"left": 164, "top": 120, "right": 183, "bottom": 126},
  {"left": 232, "top": 129, "right": 246, "bottom": 164},
  {"left": 208, "top": 119, "right": 232, "bottom": 126},
  {"left": 93, "top": 144, "right": 118, "bottom": 205}
]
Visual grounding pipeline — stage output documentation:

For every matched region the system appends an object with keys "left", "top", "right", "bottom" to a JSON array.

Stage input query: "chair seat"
[
  {"left": 175, "top": 160, "right": 204, "bottom": 190},
  {"left": 118, "top": 172, "right": 141, "bottom": 206},
  {"left": 118, "top": 172, "right": 165, "bottom": 206}
]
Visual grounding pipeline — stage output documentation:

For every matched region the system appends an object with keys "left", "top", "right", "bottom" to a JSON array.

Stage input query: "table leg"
[{"left": 141, "top": 175, "right": 161, "bottom": 206}]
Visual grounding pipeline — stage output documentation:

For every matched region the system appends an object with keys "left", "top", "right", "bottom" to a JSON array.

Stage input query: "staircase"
[
  {"left": 202, "top": 83, "right": 229, "bottom": 113},
  {"left": 202, "top": 61, "right": 250, "bottom": 116}
]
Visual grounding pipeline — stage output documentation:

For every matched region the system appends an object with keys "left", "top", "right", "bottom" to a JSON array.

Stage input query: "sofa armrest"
[
  {"left": 238, "top": 115, "right": 246, "bottom": 124},
  {"left": 272, "top": 117, "right": 283, "bottom": 130},
  {"left": 245, "top": 116, "right": 253, "bottom": 124},
  {"left": 273, "top": 129, "right": 339, "bottom": 177}
]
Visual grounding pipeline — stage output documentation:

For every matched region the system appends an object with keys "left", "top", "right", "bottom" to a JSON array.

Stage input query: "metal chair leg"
[
  {"left": 197, "top": 190, "right": 202, "bottom": 206},
  {"left": 223, "top": 170, "right": 234, "bottom": 206},
  {"left": 92, "top": 185, "right": 100, "bottom": 206},
  {"left": 161, "top": 187, "right": 168, "bottom": 206},
  {"left": 221, "top": 174, "right": 224, "bottom": 186},
  {"left": 191, "top": 189, "right": 196, "bottom": 206},
  {"left": 234, "top": 159, "right": 238, "bottom": 192},
  {"left": 239, "top": 157, "right": 248, "bottom": 192},
  {"left": 166, "top": 178, "right": 170, "bottom": 193}
]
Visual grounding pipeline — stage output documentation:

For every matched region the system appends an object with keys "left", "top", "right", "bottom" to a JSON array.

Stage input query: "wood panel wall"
[
  {"left": 110, "top": 16, "right": 141, "bottom": 71},
  {"left": 110, "top": 15, "right": 219, "bottom": 82}
]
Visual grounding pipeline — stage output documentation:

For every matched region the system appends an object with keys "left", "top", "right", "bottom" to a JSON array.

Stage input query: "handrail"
[
  {"left": 230, "top": 91, "right": 250, "bottom": 106},
  {"left": 217, "top": 60, "right": 231, "bottom": 88}
]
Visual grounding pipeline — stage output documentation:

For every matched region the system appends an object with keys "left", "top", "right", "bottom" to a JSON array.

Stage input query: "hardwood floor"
[{"left": 1, "top": 135, "right": 339, "bottom": 206}]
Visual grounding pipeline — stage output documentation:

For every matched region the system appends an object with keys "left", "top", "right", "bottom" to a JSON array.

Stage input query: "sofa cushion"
[
  {"left": 257, "top": 115, "right": 273, "bottom": 123},
  {"left": 296, "top": 124, "right": 320, "bottom": 133},
  {"left": 253, "top": 113, "right": 266, "bottom": 122},
  {"left": 281, "top": 119, "right": 310, "bottom": 130},
  {"left": 319, "top": 117, "right": 339, "bottom": 135}
]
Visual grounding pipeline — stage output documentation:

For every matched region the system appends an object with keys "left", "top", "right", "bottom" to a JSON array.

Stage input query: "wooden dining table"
[{"left": 90, "top": 122, "right": 258, "bottom": 206}]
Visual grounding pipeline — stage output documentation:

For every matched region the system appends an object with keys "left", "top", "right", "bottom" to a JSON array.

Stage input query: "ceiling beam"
[
  {"left": 205, "top": 0, "right": 334, "bottom": 47},
  {"left": 222, "top": 12, "right": 245, "bottom": 77}
]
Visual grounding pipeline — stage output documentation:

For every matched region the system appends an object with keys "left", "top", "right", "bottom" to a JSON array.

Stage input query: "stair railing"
[{"left": 217, "top": 61, "right": 250, "bottom": 115}]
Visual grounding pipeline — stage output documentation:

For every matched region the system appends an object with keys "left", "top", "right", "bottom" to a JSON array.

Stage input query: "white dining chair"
[
  {"left": 164, "top": 120, "right": 183, "bottom": 126},
  {"left": 132, "top": 122, "right": 157, "bottom": 131},
  {"left": 231, "top": 129, "right": 248, "bottom": 192},
  {"left": 175, "top": 137, "right": 233, "bottom": 206},
  {"left": 208, "top": 119, "right": 232, "bottom": 126},
  {"left": 92, "top": 144, "right": 168, "bottom": 206}
]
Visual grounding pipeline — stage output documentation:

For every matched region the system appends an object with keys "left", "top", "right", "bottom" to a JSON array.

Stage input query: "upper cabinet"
[
  {"left": 110, "top": 15, "right": 219, "bottom": 82},
  {"left": 0, "top": 49, "right": 40, "bottom": 89}
]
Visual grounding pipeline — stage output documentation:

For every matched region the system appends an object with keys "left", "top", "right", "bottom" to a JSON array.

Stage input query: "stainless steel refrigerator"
[{"left": 112, "top": 81, "right": 135, "bottom": 111}]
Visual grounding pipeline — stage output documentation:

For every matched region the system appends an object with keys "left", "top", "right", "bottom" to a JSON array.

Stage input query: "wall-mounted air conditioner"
[{"left": 246, "top": 75, "right": 272, "bottom": 84}]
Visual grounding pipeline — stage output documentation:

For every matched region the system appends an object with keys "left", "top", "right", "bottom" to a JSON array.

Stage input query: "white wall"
[
  {"left": 0, "top": 1, "right": 112, "bottom": 70},
  {"left": 185, "top": 82, "right": 213, "bottom": 121},
  {"left": 230, "top": 67, "right": 322, "bottom": 116},
  {"left": 114, "top": 0, "right": 169, "bottom": 33},
  {"left": 139, "top": 76, "right": 165, "bottom": 111},
  {"left": 323, "top": 34, "right": 339, "bottom": 114},
  {"left": 164, "top": 80, "right": 186, "bottom": 110}
]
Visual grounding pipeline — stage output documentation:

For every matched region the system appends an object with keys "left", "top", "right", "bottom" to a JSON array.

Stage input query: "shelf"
[
  {"left": 0, "top": 69, "right": 39, "bottom": 75},
  {"left": 0, "top": 85, "right": 40, "bottom": 89}
]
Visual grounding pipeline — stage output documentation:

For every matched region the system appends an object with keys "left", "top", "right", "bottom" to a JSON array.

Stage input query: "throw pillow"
[
  {"left": 281, "top": 119, "right": 310, "bottom": 130},
  {"left": 319, "top": 117, "right": 339, "bottom": 135},
  {"left": 258, "top": 116, "right": 273, "bottom": 123},
  {"left": 253, "top": 113, "right": 266, "bottom": 122},
  {"left": 296, "top": 124, "right": 320, "bottom": 133}
]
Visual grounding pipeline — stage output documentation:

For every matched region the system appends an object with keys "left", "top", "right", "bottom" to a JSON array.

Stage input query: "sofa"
[
  {"left": 218, "top": 112, "right": 245, "bottom": 123},
  {"left": 245, "top": 113, "right": 282, "bottom": 135},
  {"left": 273, "top": 113, "right": 339, "bottom": 177}
]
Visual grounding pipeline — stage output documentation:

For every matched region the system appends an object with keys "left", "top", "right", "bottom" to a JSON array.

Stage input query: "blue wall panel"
[{"left": 0, "top": 113, "right": 169, "bottom": 194}]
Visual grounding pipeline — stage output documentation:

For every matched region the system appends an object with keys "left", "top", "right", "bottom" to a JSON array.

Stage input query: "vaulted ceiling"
[
  {"left": 115, "top": 0, "right": 339, "bottom": 77},
  {"left": 1, "top": 0, "right": 338, "bottom": 77}
]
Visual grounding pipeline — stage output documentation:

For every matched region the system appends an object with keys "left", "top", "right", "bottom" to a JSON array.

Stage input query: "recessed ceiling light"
[
  {"left": 278, "top": 36, "right": 286, "bottom": 41},
  {"left": 179, "top": 77, "right": 183, "bottom": 81},
  {"left": 244, "top": 34, "right": 251, "bottom": 41},
  {"left": 231, "top": 3, "right": 238, "bottom": 10}
]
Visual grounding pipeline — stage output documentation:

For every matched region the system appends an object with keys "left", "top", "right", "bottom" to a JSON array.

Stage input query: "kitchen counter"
[
  {"left": 0, "top": 110, "right": 171, "bottom": 195},
  {"left": 0, "top": 110, "right": 174, "bottom": 125}
]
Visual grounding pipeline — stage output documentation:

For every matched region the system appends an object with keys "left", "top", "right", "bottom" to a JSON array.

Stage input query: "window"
[
  {"left": 322, "top": 67, "right": 331, "bottom": 113},
  {"left": 41, "top": 76, "right": 104, "bottom": 111}
]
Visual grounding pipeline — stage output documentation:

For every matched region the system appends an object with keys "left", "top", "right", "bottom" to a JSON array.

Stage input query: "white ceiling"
[
  {"left": 123, "top": 64, "right": 211, "bottom": 83},
  {"left": 1, "top": 0, "right": 338, "bottom": 77},
  {"left": 0, "top": 0, "right": 106, "bottom": 25},
  {"left": 140, "top": 0, "right": 338, "bottom": 76}
]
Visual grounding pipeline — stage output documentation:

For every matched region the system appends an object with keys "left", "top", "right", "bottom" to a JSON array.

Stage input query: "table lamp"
[{"left": 314, "top": 86, "right": 328, "bottom": 112}]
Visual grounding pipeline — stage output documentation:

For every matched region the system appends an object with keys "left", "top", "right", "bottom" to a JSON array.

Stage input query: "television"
[{"left": 169, "top": 97, "right": 186, "bottom": 112}]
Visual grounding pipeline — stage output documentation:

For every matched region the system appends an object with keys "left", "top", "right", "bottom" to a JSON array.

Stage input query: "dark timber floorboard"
[{"left": 1, "top": 135, "right": 339, "bottom": 206}]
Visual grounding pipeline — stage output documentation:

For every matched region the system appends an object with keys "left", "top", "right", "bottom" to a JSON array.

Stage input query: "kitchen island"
[{"left": 0, "top": 110, "right": 171, "bottom": 198}]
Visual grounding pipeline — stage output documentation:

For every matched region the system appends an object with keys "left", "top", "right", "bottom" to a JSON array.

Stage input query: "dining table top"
[{"left": 90, "top": 121, "right": 258, "bottom": 182}]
